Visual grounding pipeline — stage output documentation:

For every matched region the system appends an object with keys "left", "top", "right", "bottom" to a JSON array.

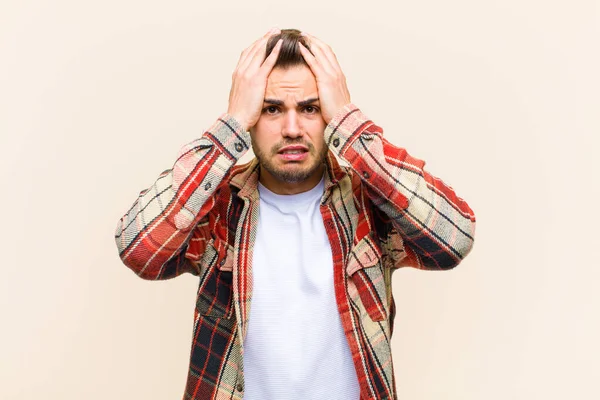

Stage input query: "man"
[{"left": 115, "top": 28, "right": 476, "bottom": 400}]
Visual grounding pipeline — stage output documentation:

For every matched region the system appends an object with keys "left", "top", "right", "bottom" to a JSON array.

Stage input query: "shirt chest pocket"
[
  {"left": 195, "top": 237, "right": 234, "bottom": 319},
  {"left": 346, "top": 235, "right": 388, "bottom": 322}
]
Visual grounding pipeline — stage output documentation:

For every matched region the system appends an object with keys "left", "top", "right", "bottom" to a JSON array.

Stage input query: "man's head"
[{"left": 249, "top": 29, "right": 327, "bottom": 195}]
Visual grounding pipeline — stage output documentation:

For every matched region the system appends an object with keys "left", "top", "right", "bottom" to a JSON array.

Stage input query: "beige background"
[{"left": 1, "top": 0, "right": 599, "bottom": 399}]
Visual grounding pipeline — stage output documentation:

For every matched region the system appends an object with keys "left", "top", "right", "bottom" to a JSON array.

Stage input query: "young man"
[{"left": 115, "top": 28, "right": 476, "bottom": 400}]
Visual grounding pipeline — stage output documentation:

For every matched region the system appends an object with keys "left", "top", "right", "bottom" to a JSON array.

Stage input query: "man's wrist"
[
  {"left": 226, "top": 113, "right": 250, "bottom": 132},
  {"left": 324, "top": 103, "right": 370, "bottom": 150},
  {"left": 213, "top": 113, "right": 252, "bottom": 159}
]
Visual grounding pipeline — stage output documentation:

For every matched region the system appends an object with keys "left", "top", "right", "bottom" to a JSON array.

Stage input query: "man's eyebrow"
[
  {"left": 263, "top": 98, "right": 320, "bottom": 107},
  {"left": 298, "top": 97, "right": 319, "bottom": 107}
]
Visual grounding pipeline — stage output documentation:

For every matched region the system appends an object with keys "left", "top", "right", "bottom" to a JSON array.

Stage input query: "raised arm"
[
  {"left": 114, "top": 28, "right": 284, "bottom": 280},
  {"left": 325, "top": 105, "right": 476, "bottom": 270},
  {"left": 114, "top": 116, "right": 251, "bottom": 280},
  {"left": 298, "top": 32, "right": 476, "bottom": 270}
]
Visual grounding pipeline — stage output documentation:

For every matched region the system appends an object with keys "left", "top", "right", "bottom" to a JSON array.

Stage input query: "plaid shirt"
[{"left": 115, "top": 104, "right": 476, "bottom": 400}]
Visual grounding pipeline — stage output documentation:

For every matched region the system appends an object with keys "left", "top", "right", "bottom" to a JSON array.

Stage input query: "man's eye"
[
  {"left": 263, "top": 106, "right": 279, "bottom": 114},
  {"left": 303, "top": 106, "right": 319, "bottom": 114}
]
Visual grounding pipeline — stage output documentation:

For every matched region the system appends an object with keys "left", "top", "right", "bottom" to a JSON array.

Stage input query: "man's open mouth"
[
  {"left": 277, "top": 145, "right": 309, "bottom": 160},
  {"left": 278, "top": 146, "right": 309, "bottom": 155}
]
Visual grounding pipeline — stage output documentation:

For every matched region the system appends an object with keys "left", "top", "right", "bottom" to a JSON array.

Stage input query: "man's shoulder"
[
  {"left": 229, "top": 158, "right": 257, "bottom": 177},
  {"left": 226, "top": 157, "right": 259, "bottom": 190}
]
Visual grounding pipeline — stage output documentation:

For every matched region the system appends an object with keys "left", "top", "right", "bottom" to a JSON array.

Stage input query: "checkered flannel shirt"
[{"left": 115, "top": 104, "right": 477, "bottom": 399}]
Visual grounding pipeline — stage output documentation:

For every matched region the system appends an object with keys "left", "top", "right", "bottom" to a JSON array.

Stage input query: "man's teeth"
[{"left": 282, "top": 150, "right": 304, "bottom": 154}]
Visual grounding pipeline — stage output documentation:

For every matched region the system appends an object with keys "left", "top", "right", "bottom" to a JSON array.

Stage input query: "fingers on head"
[
  {"left": 300, "top": 33, "right": 339, "bottom": 75},
  {"left": 252, "top": 28, "right": 281, "bottom": 60},
  {"left": 236, "top": 41, "right": 267, "bottom": 76},
  {"left": 298, "top": 42, "right": 323, "bottom": 76},
  {"left": 301, "top": 41, "right": 336, "bottom": 77},
  {"left": 237, "top": 29, "right": 280, "bottom": 73},
  {"left": 261, "top": 39, "right": 283, "bottom": 70},
  {"left": 302, "top": 32, "right": 333, "bottom": 55}
]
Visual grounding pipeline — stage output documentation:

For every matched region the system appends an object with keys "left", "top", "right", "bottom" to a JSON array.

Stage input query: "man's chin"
[
  {"left": 264, "top": 163, "right": 320, "bottom": 184},
  {"left": 272, "top": 169, "right": 312, "bottom": 183}
]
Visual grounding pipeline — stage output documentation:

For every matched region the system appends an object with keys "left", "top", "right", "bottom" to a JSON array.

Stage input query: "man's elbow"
[
  {"left": 444, "top": 223, "right": 476, "bottom": 270},
  {"left": 114, "top": 247, "right": 158, "bottom": 280},
  {"left": 427, "top": 231, "right": 475, "bottom": 271},
  {"left": 114, "top": 233, "right": 162, "bottom": 281}
]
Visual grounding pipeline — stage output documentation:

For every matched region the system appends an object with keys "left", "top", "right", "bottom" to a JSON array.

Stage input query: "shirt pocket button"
[{"left": 346, "top": 236, "right": 387, "bottom": 322}]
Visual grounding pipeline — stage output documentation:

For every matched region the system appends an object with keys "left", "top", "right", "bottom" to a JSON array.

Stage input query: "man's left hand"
[{"left": 298, "top": 32, "right": 351, "bottom": 124}]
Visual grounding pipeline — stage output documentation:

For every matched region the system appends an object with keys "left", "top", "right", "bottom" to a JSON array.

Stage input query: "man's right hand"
[{"left": 227, "top": 28, "right": 283, "bottom": 131}]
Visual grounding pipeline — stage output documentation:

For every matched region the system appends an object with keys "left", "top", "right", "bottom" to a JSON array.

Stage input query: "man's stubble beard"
[{"left": 251, "top": 137, "right": 328, "bottom": 184}]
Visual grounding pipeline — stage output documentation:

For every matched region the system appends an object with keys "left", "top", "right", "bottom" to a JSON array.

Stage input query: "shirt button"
[
  {"left": 236, "top": 382, "right": 244, "bottom": 392},
  {"left": 174, "top": 209, "right": 194, "bottom": 230},
  {"left": 204, "top": 182, "right": 212, "bottom": 190},
  {"left": 234, "top": 142, "right": 244, "bottom": 152},
  {"left": 363, "top": 171, "right": 370, "bottom": 179},
  {"left": 332, "top": 137, "right": 340, "bottom": 147},
  {"left": 363, "top": 134, "right": 374, "bottom": 141}
]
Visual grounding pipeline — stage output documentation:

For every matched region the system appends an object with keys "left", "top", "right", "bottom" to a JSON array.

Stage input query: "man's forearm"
[
  {"left": 325, "top": 104, "right": 476, "bottom": 269},
  {"left": 114, "top": 114, "right": 250, "bottom": 280}
]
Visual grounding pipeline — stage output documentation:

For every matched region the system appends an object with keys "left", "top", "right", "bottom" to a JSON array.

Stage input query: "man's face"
[{"left": 250, "top": 65, "right": 327, "bottom": 193}]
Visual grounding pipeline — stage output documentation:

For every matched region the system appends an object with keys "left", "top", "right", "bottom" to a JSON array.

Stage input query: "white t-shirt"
[{"left": 242, "top": 176, "right": 360, "bottom": 400}]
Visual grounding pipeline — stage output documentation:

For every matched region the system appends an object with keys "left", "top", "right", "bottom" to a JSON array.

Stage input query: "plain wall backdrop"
[{"left": 1, "top": 0, "right": 598, "bottom": 399}]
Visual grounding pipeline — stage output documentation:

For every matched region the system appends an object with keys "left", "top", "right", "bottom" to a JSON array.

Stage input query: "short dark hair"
[{"left": 265, "top": 28, "right": 314, "bottom": 69}]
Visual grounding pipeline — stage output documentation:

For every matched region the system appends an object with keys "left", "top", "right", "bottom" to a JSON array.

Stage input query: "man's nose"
[{"left": 281, "top": 111, "right": 302, "bottom": 138}]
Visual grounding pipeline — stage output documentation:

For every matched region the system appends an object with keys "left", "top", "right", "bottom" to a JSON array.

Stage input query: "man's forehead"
[
  {"left": 265, "top": 68, "right": 318, "bottom": 106},
  {"left": 266, "top": 66, "right": 316, "bottom": 88}
]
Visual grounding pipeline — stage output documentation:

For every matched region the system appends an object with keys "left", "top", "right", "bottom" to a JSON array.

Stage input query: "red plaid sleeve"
[
  {"left": 114, "top": 115, "right": 250, "bottom": 280},
  {"left": 325, "top": 104, "right": 477, "bottom": 270}
]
